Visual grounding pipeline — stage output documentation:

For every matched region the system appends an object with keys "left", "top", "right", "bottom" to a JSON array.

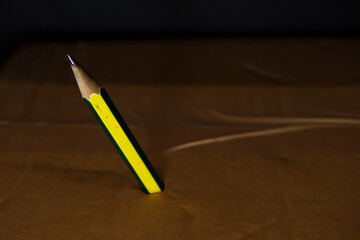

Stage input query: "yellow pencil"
[{"left": 68, "top": 55, "right": 164, "bottom": 194}]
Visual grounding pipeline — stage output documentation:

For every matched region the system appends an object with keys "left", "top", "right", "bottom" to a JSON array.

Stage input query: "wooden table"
[{"left": 1, "top": 38, "right": 359, "bottom": 239}]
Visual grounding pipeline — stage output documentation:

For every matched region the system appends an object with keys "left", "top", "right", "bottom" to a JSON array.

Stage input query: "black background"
[{"left": 1, "top": 0, "right": 360, "bottom": 64}]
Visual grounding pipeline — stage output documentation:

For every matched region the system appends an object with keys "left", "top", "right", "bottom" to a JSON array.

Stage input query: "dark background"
[{"left": 1, "top": 0, "right": 360, "bottom": 65}]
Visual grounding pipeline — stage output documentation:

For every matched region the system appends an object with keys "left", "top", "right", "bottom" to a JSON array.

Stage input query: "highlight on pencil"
[{"left": 68, "top": 54, "right": 164, "bottom": 194}]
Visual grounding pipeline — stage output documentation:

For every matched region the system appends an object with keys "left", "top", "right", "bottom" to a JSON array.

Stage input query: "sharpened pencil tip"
[{"left": 67, "top": 54, "right": 78, "bottom": 66}]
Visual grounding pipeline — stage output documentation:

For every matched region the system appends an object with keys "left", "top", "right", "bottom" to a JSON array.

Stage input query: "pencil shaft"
[{"left": 85, "top": 88, "right": 163, "bottom": 194}]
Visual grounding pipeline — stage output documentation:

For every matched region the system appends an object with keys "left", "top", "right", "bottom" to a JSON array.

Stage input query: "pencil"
[{"left": 68, "top": 55, "right": 164, "bottom": 194}]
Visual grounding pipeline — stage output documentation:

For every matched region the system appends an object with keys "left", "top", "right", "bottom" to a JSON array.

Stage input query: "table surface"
[{"left": 0, "top": 38, "right": 360, "bottom": 239}]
